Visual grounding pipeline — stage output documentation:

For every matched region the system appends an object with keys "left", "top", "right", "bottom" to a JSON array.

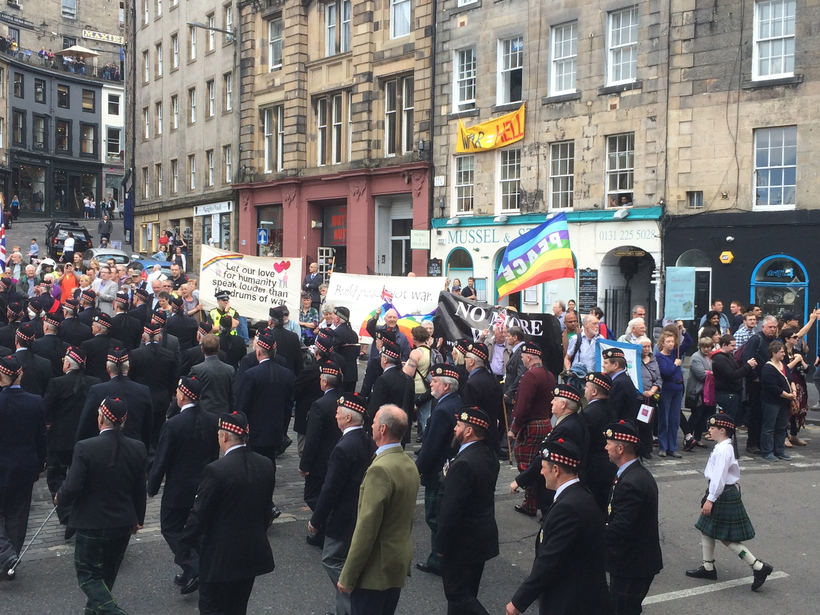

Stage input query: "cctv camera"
[{"left": 726, "top": 236, "right": 734, "bottom": 242}]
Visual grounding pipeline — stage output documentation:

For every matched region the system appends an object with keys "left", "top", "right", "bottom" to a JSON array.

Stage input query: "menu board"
[
  {"left": 578, "top": 268, "right": 598, "bottom": 313},
  {"left": 427, "top": 258, "right": 443, "bottom": 277}
]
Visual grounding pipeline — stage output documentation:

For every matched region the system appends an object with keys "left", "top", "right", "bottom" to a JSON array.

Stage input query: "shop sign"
[
  {"left": 578, "top": 268, "right": 598, "bottom": 313},
  {"left": 456, "top": 104, "right": 525, "bottom": 153},
  {"left": 428, "top": 258, "right": 443, "bottom": 277},
  {"left": 0, "top": 13, "right": 35, "bottom": 30},
  {"left": 323, "top": 204, "right": 347, "bottom": 247},
  {"left": 410, "top": 230, "right": 430, "bottom": 250},
  {"left": 614, "top": 249, "right": 646, "bottom": 257},
  {"left": 82, "top": 29, "right": 125, "bottom": 45},
  {"left": 194, "top": 201, "right": 233, "bottom": 216}
]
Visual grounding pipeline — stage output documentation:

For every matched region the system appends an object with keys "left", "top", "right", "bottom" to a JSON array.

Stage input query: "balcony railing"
[{"left": 5, "top": 47, "right": 122, "bottom": 82}]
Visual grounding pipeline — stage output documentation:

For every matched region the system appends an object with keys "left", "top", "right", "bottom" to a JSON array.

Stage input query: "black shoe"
[
  {"left": 276, "top": 436, "right": 293, "bottom": 457},
  {"left": 180, "top": 576, "right": 199, "bottom": 595},
  {"left": 271, "top": 505, "right": 282, "bottom": 520},
  {"left": 514, "top": 504, "right": 537, "bottom": 517},
  {"left": 686, "top": 565, "right": 717, "bottom": 580},
  {"left": 683, "top": 436, "right": 697, "bottom": 452},
  {"left": 415, "top": 562, "right": 441, "bottom": 576},
  {"left": 751, "top": 562, "right": 773, "bottom": 591},
  {"left": 306, "top": 533, "right": 324, "bottom": 548},
  {"left": 174, "top": 572, "right": 188, "bottom": 586},
  {"left": 746, "top": 445, "right": 762, "bottom": 455}
]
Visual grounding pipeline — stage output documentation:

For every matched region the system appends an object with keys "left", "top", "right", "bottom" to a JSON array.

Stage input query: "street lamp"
[{"left": 186, "top": 21, "right": 237, "bottom": 44}]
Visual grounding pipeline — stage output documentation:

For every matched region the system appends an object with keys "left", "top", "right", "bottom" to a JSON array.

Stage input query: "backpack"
[{"left": 732, "top": 343, "right": 745, "bottom": 363}]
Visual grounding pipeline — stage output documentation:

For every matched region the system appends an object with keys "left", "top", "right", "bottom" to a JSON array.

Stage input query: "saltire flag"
[
  {"left": 495, "top": 212, "right": 574, "bottom": 299},
  {"left": 381, "top": 286, "right": 394, "bottom": 303},
  {"left": 0, "top": 218, "right": 5, "bottom": 272}
]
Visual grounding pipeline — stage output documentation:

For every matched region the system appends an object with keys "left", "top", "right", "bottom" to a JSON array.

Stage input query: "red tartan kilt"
[{"left": 514, "top": 419, "right": 552, "bottom": 472}]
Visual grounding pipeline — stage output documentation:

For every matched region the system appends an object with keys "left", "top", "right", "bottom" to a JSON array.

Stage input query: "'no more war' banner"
[
  {"left": 435, "top": 292, "right": 564, "bottom": 377},
  {"left": 325, "top": 273, "right": 443, "bottom": 341},
  {"left": 199, "top": 245, "right": 303, "bottom": 321}
]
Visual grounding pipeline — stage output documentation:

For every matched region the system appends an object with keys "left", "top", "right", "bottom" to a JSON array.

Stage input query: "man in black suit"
[
  {"left": 302, "top": 261, "right": 323, "bottom": 310},
  {"left": 268, "top": 306, "right": 304, "bottom": 376},
  {"left": 300, "top": 362, "right": 343, "bottom": 520},
  {"left": 167, "top": 296, "right": 199, "bottom": 351},
  {"left": 0, "top": 300, "right": 24, "bottom": 350},
  {"left": 436, "top": 407, "right": 500, "bottom": 615},
  {"left": 59, "top": 298, "right": 93, "bottom": 346},
  {"left": 75, "top": 348, "right": 153, "bottom": 452},
  {"left": 81, "top": 313, "right": 124, "bottom": 381},
  {"left": 43, "top": 347, "right": 100, "bottom": 525},
  {"left": 190, "top": 333, "right": 236, "bottom": 415},
  {"left": 0, "top": 355, "right": 47, "bottom": 577},
  {"left": 330, "top": 306, "right": 359, "bottom": 392},
  {"left": 149, "top": 309, "right": 182, "bottom": 365},
  {"left": 218, "top": 315, "right": 248, "bottom": 370},
  {"left": 14, "top": 322, "right": 53, "bottom": 396},
  {"left": 178, "top": 322, "right": 228, "bottom": 377},
  {"left": 416, "top": 364, "right": 462, "bottom": 576},
  {"left": 56, "top": 397, "right": 147, "bottom": 614},
  {"left": 23, "top": 294, "right": 48, "bottom": 338},
  {"left": 130, "top": 288, "right": 151, "bottom": 326},
  {"left": 604, "top": 420, "right": 663, "bottom": 615},
  {"left": 179, "top": 411, "right": 276, "bottom": 615},
  {"left": 147, "top": 376, "right": 219, "bottom": 595},
  {"left": 32, "top": 313, "right": 68, "bottom": 377},
  {"left": 461, "top": 342, "right": 504, "bottom": 455},
  {"left": 502, "top": 326, "right": 527, "bottom": 407},
  {"left": 582, "top": 372, "right": 618, "bottom": 511},
  {"left": 602, "top": 348, "right": 642, "bottom": 449},
  {"left": 76, "top": 289, "right": 98, "bottom": 328},
  {"left": 111, "top": 292, "right": 142, "bottom": 351},
  {"left": 506, "top": 438, "right": 611, "bottom": 615},
  {"left": 308, "top": 393, "right": 376, "bottom": 615},
  {"left": 367, "top": 339, "right": 414, "bottom": 439}
]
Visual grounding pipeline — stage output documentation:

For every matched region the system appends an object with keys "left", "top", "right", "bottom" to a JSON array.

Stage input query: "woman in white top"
[
  {"left": 62, "top": 232, "right": 76, "bottom": 264},
  {"left": 686, "top": 413, "right": 773, "bottom": 591}
]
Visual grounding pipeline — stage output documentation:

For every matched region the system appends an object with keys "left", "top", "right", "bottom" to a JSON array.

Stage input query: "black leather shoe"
[
  {"left": 415, "top": 562, "right": 441, "bottom": 576},
  {"left": 751, "top": 562, "right": 773, "bottom": 591},
  {"left": 746, "top": 445, "right": 762, "bottom": 454},
  {"left": 174, "top": 573, "right": 188, "bottom": 586},
  {"left": 514, "top": 504, "right": 536, "bottom": 517},
  {"left": 686, "top": 565, "right": 717, "bottom": 580},
  {"left": 306, "top": 533, "right": 324, "bottom": 548},
  {"left": 180, "top": 576, "right": 199, "bottom": 594},
  {"left": 271, "top": 505, "right": 282, "bottom": 520}
]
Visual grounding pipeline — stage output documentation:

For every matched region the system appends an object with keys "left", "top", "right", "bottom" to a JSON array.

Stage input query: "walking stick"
[
  {"left": 7, "top": 505, "right": 58, "bottom": 578},
  {"left": 502, "top": 398, "right": 515, "bottom": 466}
]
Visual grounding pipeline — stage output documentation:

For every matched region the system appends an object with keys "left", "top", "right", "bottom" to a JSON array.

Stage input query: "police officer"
[{"left": 209, "top": 289, "right": 239, "bottom": 334}]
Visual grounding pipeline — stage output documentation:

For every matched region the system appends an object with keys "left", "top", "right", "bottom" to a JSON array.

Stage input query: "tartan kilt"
[
  {"left": 695, "top": 484, "right": 755, "bottom": 542},
  {"left": 514, "top": 419, "right": 552, "bottom": 472}
]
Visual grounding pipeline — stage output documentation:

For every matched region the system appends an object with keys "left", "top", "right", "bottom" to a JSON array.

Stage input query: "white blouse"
[{"left": 703, "top": 438, "right": 741, "bottom": 502}]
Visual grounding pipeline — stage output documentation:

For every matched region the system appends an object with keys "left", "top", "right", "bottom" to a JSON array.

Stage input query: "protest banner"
[
  {"left": 664, "top": 267, "right": 696, "bottom": 320},
  {"left": 325, "top": 273, "right": 443, "bottom": 340},
  {"left": 199, "top": 245, "right": 302, "bottom": 321},
  {"left": 456, "top": 104, "right": 525, "bottom": 153},
  {"left": 595, "top": 339, "right": 643, "bottom": 391},
  {"left": 435, "top": 292, "right": 564, "bottom": 376}
]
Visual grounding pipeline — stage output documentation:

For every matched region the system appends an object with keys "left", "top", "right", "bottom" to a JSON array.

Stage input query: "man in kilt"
[
  {"left": 507, "top": 341, "right": 556, "bottom": 517},
  {"left": 686, "top": 412, "right": 774, "bottom": 591}
]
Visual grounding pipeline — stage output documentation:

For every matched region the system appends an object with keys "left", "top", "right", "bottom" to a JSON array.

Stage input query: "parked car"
[
  {"left": 128, "top": 259, "right": 174, "bottom": 280},
  {"left": 82, "top": 248, "right": 136, "bottom": 269},
  {"left": 45, "top": 220, "right": 93, "bottom": 260}
]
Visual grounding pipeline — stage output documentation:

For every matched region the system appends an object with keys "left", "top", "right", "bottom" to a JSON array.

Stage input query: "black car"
[{"left": 45, "top": 220, "right": 93, "bottom": 260}]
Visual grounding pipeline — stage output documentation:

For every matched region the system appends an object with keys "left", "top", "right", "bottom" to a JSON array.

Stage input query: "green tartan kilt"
[{"left": 695, "top": 484, "right": 755, "bottom": 542}]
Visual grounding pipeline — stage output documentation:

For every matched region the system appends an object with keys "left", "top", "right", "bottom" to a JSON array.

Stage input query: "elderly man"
[
  {"left": 461, "top": 342, "right": 504, "bottom": 455},
  {"left": 618, "top": 318, "right": 646, "bottom": 345},
  {"left": 581, "top": 372, "right": 617, "bottom": 511},
  {"left": 18, "top": 264, "right": 40, "bottom": 298},
  {"left": 741, "top": 315, "right": 778, "bottom": 454},
  {"left": 552, "top": 300, "right": 567, "bottom": 331},
  {"left": 302, "top": 261, "right": 323, "bottom": 310},
  {"left": 361, "top": 309, "right": 411, "bottom": 398},
  {"left": 564, "top": 313, "right": 601, "bottom": 375}
]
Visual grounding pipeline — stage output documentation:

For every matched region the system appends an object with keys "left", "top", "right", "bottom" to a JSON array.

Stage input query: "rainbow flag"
[{"left": 495, "top": 213, "right": 574, "bottom": 299}]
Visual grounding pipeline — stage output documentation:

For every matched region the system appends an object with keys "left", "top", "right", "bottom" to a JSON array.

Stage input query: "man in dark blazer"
[
  {"left": 218, "top": 315, "right": 248, "bottom": 370},
  {"left": 110, "top": 292, "right": 143, "bottom": 351},
  {"left": 80, "top": 313, "right": 124, "bottom": 382},
  {"left": 507, "top": 438, "right": 611, "bottom": 615},
  {"left": 367, "top": 340, "right": 414, "bottom": 439},
  {"left": 56, "top": 397, "right": 147, "bottom": 614},
  {"left": 76, "top": 289, "right": 99, "bottom": 328},
  {"left": 75, "top": 348, "right": 153, "bottom": 452},
  {"left": 268, "top": 306, "right": 304, "bottom": 376},
  {"left": 178, "top": 322, "right": 228, "bottom": 377},
  {"left": 189, "top": 333, "right": 235, "bottom": 415},
  {"left": 43, "top": 347, "right": 100, "bottom": 525},
  {"left": 299, "top": 362, "right": 343, "bottom": 518},
  {"left": 302, "top": 261, "right": 323, "bottom": 310},
  {"left": 179, "top": 411, "right": 276, "bottom": 615},
  {"left": 14, "top": 322, "right": 54, "bottom": 396},
  {"left": 0, "top": 355, "right": 47, "bottom": 576},
  {"left": 166, "top": 297, "right": 199, "bottom": 351},
  {"left": 308, "top": 393, "right": 375, "bottom": 615},
  {"left": 602, "top": 348, "right": 642, "bottom": 450},
  {"left": 461, "top": 342, "right": 504, "bottom": 455},
  {"left": 436, "top": 407, "right": 500, "bottom": 615},
  {"left": 582, "top": 372, "right": 618, "bottom": 511},
  {"left": 147, "top": 376, "right": 219, "bottom": 594},
  {"left": 0, "top": 301, "right": 24, "bottom": 351},
  {"left": 415, "top": 364, "right": 462, "bottom": 576},
  {"left": 130, "top": 288, "right": 151, "bottom": 326},
  {"left": 330, "top": 306, "right": 359, "bottom": 392},
  {"left": 58, "top": 298, "right": 93, "bottom": 346},
  {"left": 32, "top": 314, "right": 69, "bottom": 377},
  {"left": 149, "top": 309, "right": 182, "bottom": 365},
  {"left": 502, "top": 326, "right": 527, "bottom": 406},
  {"left": 604, "top": 420, "right": 663, "bottom": 615}
]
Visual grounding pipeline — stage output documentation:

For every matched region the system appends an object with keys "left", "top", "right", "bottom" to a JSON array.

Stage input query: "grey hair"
[
  {"left": 322, "top": 303, "right": 336, "bottom": 314},
  {"left": 635, "top": 335, "right": 652, "bottom": 345},
  {"left": 628, "top": 317, "right": 645, "bottom": 330},
  {"left": 376, "top": 404, "right": 408, "bottom": 439},
  {"left": 631, "top": 304, "right": 646, "bottom": 314},
  {"left": 581, "top": 313, "right": 598, "bottom": 326},
  {"left": 466, "top": 354, "right": 486, "bottom": 368},
  {"left": 339, "top": 407, "right": 365, "bottom": 426},
  {"left": 320, "top": 373, "right": 340, "bottom": 388},
  {"left": 555, "top": 300, "right": 566, "bottom": 310},
  {"left": 438, "top": 376, "right": 458, "bottom": 391},
  {"left": 762, "top": 315, "right": 778, "bottom": 326}
]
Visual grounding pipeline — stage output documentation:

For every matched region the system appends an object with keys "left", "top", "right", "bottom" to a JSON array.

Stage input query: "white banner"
[
  {"left": 199, "top": 245, "right": 302, "bottom": 322},
  {"left": 325, "top": 273, "right": 443, "bottom": 340}
]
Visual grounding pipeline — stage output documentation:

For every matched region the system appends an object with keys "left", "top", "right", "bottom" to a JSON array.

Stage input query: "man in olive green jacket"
[{"left": 338, "top": 404, "right": 420, "bottom": 615}]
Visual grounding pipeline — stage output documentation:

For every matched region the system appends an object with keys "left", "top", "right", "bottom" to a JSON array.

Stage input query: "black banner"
[{"left": 434, "top": 292, "right": 564, "bottom": 376}]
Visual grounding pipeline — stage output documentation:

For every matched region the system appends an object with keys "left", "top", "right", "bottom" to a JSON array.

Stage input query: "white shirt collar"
[
  {"left": 343, "top": 425, "right": 364, "bottom": 435},
  {"left": 554, "top": 477, "right": 580, "bottom": 500},
  {"left": 180, "top": 403, "right": 196, "bottom": 412},
  {"left": 225, "top": 443, "right": 246, "bottom": 456}
]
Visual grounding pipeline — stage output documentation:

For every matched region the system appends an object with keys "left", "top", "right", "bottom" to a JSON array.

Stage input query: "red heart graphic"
[
  {"left": 273, "top": 262, "right": 285, "bottom": 273},
  {"left": 283, "top": 261, "right": 291, "bottom": 270}
]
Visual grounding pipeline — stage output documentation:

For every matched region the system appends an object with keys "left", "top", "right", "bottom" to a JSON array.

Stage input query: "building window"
[
  {"left": 155, "top": 0, "right": 161, "bottom": 17},
  {"left": 189, "top": 87, "right": 196, "bottom": 123},
  {"left": 143, "top": 0, "right": 149, "bottom": 25},
  {"left": 384, "top": 76, "right": 414, "bottom": 156},
  {"left": 390, "top": 0, "right": 411, "bottom": 39},
  {"left": 331, "top": 93, "right": 343, "bottom": 165},
  {"left": 207, "top": 13, "right": 216, "bottom": 51},
  {"left": 224, "top": 145, "right": 232, "bottom": 184},
  {"left": 188, "top": 26, "right": 197, "bottom": 60},
  {"left": 224, "top": 4, "right": 233, "bottom": 42},
  {"left": 606, "top": 132, "right": 635, "bottom": 206},
  {"left": 82, "top": 90, "right": 95, "bottom": 113},
  {"left": 549, "top": 141, "right": 574, "bottom": 209},
  {"left": 170, "top": 158, "right": 178, "bottom": 193},
  {"left": 317, "top": 98, "right": 328, "bottom": 166},
  {"left": 33, "top": 115, "right": 46, "bottom": 149},
  {"left": 143, "top": 50, "right": 149, "bottom": 82},
  {"left": 142, "top": 167, "right": 149, "bottom": 199},
  {"left": 753, "top": 0, "right": 796, "bottom": 80},
  {"left": 454, "top": 48, "right": 476, "bottom": 112},
  {"left": 11, "top": 112, "right": 23, "bottom": 146},
  {"left": 0, "top": 118, "right": 4, "bottom": 148},
  {"left": 108, "top": 94, "right": 120, "bottom": 115},
  {"left": 325, "top": 0, "right": 351, "bottom": 57},
  {"left": 80, "top": 124, "right": 97, "bottom": 156},
  {"left": 262, "top": 105, "right": 285, "bottom": 173},
  {"left": 499, "top": 148, "right": 521, "bottom": 212},
  {"left": 107, "top": 127, "right": 121, "bottom": 159},
  {"left": 498, "top": 37, "right": 524, "bottom": 105},
  {"left": 143, "top": 107, "right": 150, "bottom": 139},
  {"left": 171, "top": 94, "right": 179, "bottom": 130},
  {"left": 206, "top": 150, "right": 214, "bottom": 186},
  {"left": 315, "top": 95, "right": 347, "bottom": 166},
  {"left": 56, "top": 120, "right": 69, "bottom": 152},
  {"left": 57, "top": 85, "right": 70, "bottom": 108},
  {"left": 754, "top": 126, "right": 797, "bottom": 208},
  {"left": 687, "top": 191, "right": 704, "bottom": 209},
  {"left": 276, "top": 106, "right": 285, "bottom": 171},
  {"left": 156, "top": 44, "right": 163, "bottom": 77},
  {"left": 607, "top": 6, "right": 638, "bottom": 85},
  {"left": 269, "top": 18, "right": 283, "bottom": 70},
  {"left": 171, "top": 34, "right": 179, "bottom": 69},
  {"left": 207, "top": 80, "right": 215, "bottom": 117},
  {"left": 455, "top": 155, "right": 475, "bottom": 214},
  {"left": 457, "top": 0, "right": 477, "bottom": 5},
  {"left": 550, "top": 22, "right": 577, "bottom": 95},
  {"left": 155, "top": 102, "right": 163, "bottom": 135},
  {"left": 155, "top": 163, "right": 163, "bottom": 196},
  {"left": 224, "top": 73, "right": 232, "bottom": 111},
  {"left": 62, "top": 0, "right": 77, "bottom": 19},
  {"left": 13, "top": 73, "right": 22, "bottom": 98},
  {"left": 189, "top": 154, "right": 196, "bottom": 189},
  {"left": 34, "top": 79, "right": 45, "bottom": 103}
]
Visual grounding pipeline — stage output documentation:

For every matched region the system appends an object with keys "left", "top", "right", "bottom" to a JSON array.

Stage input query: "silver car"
[{"left": 82, "top": 248, "right": 137, "bottom": 269}]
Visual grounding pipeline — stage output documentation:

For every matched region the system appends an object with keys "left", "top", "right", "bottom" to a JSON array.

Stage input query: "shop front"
[{"left": 11, "top": 152, "right": 103, "bottom": 217}]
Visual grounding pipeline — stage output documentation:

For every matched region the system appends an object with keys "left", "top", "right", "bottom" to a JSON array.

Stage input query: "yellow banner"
[{"left": 456, "top": 104, "right": 525, "bottom": 153}]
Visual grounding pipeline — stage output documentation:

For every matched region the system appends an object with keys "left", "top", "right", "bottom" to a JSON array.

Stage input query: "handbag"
[
  {"left": 684, "top": 393, "right": 698, "bottom": 409},
  {"left": 702, "top": 371, "right": 716, "bottom": 406}
]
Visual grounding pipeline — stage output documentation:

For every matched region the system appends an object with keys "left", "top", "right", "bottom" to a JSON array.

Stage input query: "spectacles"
[{"left": 789, "top": 335, "right": 799, "bottom": 339}]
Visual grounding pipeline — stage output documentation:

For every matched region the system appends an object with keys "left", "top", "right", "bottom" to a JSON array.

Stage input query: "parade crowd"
[{"left": 0, "top": 261, "right": 799, "bottom": 615}]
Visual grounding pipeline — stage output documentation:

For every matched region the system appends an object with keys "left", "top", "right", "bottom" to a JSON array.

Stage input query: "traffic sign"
[{"left": 257, "top": 228, "right": 269, "bottom": 245}]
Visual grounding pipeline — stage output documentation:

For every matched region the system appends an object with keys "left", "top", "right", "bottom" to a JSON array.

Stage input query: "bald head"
[
  {"left": 384, "top": 309, "right": 398, "bottom": 328},
  {"left": 374, "top": 404, "right": 407, "bottom": 443}
]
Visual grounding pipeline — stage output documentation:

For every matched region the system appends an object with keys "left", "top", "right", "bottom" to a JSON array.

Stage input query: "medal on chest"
[
  {"left": 442, "top": 459, "right": 450, "bottom": 478},
  {"left": 539, "top": 529, "right": 544, "bottom": 544}
]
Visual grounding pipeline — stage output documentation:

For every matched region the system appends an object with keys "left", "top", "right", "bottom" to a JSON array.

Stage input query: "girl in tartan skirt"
[{"left": 686, "top": 412, "right": 774, "bottom": 591}]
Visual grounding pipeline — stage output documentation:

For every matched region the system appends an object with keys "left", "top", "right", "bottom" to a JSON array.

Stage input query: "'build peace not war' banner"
[{"left": 199, "top": 245, "right": 302, "bottom": 321}]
